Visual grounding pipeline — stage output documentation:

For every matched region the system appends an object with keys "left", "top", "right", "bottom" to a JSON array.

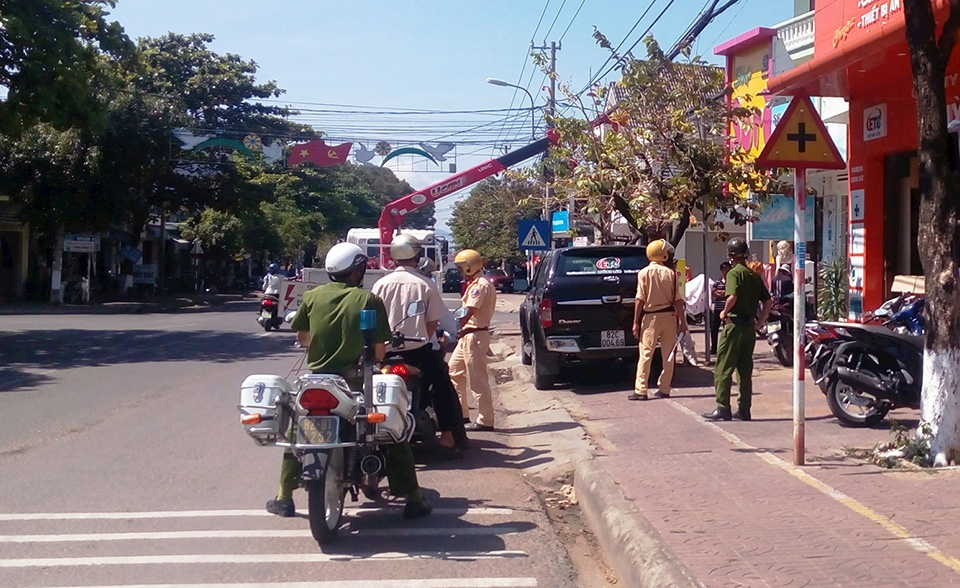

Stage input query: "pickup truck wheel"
[
  {"left": 519, "top": 325, "right": 532, "bottom": 365},
  {"left": 531, "top": 338, "right": 557, "bottom": 390}
]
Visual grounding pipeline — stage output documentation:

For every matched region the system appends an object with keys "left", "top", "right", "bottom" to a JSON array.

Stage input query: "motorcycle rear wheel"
[
  {"left": 825, "top": 378, "right": 890, "bottom": 427},
  {"left": 307, "top": 448, "right": 346, "bottom": 544}
]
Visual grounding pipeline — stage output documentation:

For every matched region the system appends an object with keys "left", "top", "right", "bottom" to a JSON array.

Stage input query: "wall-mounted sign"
[{"left": 863, "top": 103, "right": 887, "bottom": 141}]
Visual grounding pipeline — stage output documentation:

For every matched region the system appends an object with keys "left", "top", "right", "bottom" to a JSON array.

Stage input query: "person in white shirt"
[
  {"left": 262, "top": 263, "right": 282, "bottom": 296},
  {"left": 372, "top": 235, "right": 465, "bottom": 455}
]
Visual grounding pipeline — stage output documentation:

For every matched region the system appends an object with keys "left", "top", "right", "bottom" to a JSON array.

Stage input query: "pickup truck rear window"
[{"left": 557, "top": 251, "right": 647, "bottom": 276}]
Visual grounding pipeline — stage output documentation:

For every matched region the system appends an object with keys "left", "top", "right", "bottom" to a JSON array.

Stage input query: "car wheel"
[{"left": 531, "top": 337, "right": 558, "bottom": 390}]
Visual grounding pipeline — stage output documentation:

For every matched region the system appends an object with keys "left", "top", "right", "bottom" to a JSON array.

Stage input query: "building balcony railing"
[{"left": 776, "top": 10, "right": 815, "bottom": 59}]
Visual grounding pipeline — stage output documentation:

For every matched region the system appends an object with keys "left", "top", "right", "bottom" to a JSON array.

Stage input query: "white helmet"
[
  {"left": 390, "top": 234, "right": 422, "bottom": 261},
  {"left": 325, "top": 243, "right": 368, "bottom": 277}
]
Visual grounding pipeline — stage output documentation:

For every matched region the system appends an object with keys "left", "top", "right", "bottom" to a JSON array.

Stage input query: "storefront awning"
[{"left": 768, "top": 17, "right": 909, "bottom": 98}]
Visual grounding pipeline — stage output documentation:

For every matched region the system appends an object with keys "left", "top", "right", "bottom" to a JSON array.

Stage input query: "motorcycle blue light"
[{"left": 360, "top": 309, "right": 377, "bottom": 331}]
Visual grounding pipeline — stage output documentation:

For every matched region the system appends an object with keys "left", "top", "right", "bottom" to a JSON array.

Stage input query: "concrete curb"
[
  {"left": 492, "top": 338, "right": 700, "bottom": 588},
  {"left": 575, "top": 460, "right": 701, "bottom": 588}
]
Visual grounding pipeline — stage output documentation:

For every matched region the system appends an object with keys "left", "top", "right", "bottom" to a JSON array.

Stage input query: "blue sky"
[{"left": 108, "top": 0, "right": 795, "bottom": 233}]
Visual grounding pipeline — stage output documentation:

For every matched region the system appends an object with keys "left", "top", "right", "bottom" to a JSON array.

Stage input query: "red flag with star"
[{"left": 287, "top": 139, "right": 353, "bottom": 167}]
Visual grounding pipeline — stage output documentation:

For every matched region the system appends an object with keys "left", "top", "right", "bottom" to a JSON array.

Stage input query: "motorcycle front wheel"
[
  {"left": 773, "top": 342, "right": 793, "bottom": 367},
  {"left": 307, "top": 448, "right": 346, "bottom": 544},
  {"left": 825, "top": 378, "right": 890, "bottom": 427}
]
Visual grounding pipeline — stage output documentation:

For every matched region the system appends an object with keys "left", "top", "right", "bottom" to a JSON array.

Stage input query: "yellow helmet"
[
  {"left": 454, "top": 249, "right": 483, "bottom": 277},
  {"left": 645, "top": 239, "right": 674, "bottom": 263}
]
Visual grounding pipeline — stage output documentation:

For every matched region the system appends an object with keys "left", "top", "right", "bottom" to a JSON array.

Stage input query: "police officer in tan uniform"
[
  {"left": 628, "top": 239, "right": 687, "bottom": 401},
  {"left": 448, "top": 249, "right": 498, "bottom": 431}
]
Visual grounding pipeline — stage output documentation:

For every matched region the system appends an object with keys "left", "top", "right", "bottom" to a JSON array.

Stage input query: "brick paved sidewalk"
[{"left": 575, "top": 361, "right": 960, "bottom": 587}]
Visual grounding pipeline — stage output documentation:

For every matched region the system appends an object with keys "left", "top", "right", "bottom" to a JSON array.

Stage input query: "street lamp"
[{"left": 486, "top": 77, "right": 536, "bottom": 140}]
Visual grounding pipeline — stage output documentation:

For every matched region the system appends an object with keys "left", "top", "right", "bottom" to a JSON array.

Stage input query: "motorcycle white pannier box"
[
  {"left": 239, "top": 375, "right": 293, "bottom": 445},
  {"left": 371, "top": 374, "right": 414, "bottom": 442}
]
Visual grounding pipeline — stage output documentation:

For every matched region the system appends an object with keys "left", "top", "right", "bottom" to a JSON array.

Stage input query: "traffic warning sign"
[
  {"left": 755, "top": 90, "right": 845, "bottom": 170},
  {"left": 518, "top": 220, "right": 551, "bottom": 250}
]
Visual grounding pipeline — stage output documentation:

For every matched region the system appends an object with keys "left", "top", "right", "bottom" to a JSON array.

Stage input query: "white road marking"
[
  {"left": 48, "top": 580, "right": 537, "bottom": 588},
  {"left": 0, "top": 551, "right": 530, "bottom": 567},
  {"left": 0, "top": 527, "right": 522, "bottom": 542},
  {"left": 0, "top": 507, "right": 512, "bottom": 521}
]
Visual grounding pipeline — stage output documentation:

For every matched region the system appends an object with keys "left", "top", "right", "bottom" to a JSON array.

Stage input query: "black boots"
[{"left": 702, "top": 407, "right": 732, "bottom": 421}]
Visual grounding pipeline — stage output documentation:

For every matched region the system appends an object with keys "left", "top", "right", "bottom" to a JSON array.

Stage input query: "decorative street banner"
[{"left": 287, "top": 139, "right": 353, "bottom": 168}]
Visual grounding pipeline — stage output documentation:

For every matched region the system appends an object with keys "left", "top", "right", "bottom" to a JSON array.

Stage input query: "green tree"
[
  {"left": 903, "top": 1, "right": 960, "bottom": 466},
  {"left": 178, "top": 209, "right": 244, "bottom": 260},
  {"left": 449, "top": 176, "right": 543, "bottom": 265},
  {"left": 543, "top": 34, "right": 782, "bottom": 246},
  {"left": 0, "top": 0, "right": 131, "bottom": 134}
]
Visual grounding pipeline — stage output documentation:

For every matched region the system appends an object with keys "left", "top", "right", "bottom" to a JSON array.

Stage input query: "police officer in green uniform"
[
  {"left": 265, "top": 242, "right": 432, "bottom": 520},
  {"left": 703, "top": 238, "right": 773, "bottom": 422}
]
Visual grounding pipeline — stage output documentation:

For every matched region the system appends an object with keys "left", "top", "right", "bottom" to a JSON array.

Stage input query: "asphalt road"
[{"left": 0, "top": 301, "right": 581, "bottom": 588}]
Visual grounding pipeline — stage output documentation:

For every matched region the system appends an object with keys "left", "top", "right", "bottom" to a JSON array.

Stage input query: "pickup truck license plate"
[
  {"left": 297, "top": 416, "right": 340, "bottom": 445},
  {"left": 600, "top": 329, "right": 625, "bottom": 348}
]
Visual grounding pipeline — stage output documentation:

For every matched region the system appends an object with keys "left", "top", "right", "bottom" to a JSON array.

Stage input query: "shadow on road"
[{"left": 0, "top": 328, "right": 299, "bottom": 391}]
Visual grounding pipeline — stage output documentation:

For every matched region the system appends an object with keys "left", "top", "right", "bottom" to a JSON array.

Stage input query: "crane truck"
[{"left": 277, "top": 130, "right": 559, "bottom": 318}]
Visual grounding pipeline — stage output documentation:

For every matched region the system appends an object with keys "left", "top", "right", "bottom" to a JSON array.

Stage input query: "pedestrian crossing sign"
[{"left": 518, "top": 220, "right": 551, "bottom": 251}]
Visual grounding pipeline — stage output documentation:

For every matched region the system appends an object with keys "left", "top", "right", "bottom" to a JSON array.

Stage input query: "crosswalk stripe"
[
  {"left": 0, "top": 551, "right": 530, "bottom": 567},
  {"left": 46, "top": 579, "right": 538, "bottom": 588},
  {"left": 0, "top": 507, "right": 513, "bottom": 521},
  {"left": 0, "top": 526, "right": 522, "bottom": 542}
]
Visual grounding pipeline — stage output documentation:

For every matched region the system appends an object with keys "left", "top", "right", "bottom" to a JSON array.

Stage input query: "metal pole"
[
  {"left": 793, "top": 168, "right": 807, "bottom": 466},
  {"left": 702, "top": 195, "right": 711, "bottom": 364}
]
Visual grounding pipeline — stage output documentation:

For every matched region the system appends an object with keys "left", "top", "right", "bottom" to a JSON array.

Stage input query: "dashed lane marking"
[
  {"left": 0, "top": 526, "right": 522, "bottom": 542},
  {"left": 0, "top": 551, "right": 530, "bottom": 568},
  {"left": 0, "top": 507, "right": 513, "bottom": 521},
  {"left": 671, "top": 401, "right": 960, "bottom": 575},
  {"left": 46, "top": 580, "right": 538, "bottom": 588}
]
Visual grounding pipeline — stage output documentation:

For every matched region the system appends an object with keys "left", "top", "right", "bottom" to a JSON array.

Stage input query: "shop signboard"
[
  {"left": 63, "top": 233, "right": 100, "bottom": 253},
  {"left": 132, "top": 264, "right": 156, "bottom": 285},
  {"left": 749, "top": 194, "right": 815, "bottom": 241},
  {"left": 121, "top": 245, "right": 143, "bottom": 262}
]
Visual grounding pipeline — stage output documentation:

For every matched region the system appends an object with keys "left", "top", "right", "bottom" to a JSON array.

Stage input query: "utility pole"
[{"left": 532, "top": 41, "right": 561, "bottom": 236}]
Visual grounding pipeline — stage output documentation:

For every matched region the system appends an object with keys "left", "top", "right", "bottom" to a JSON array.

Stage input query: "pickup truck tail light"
[{"left": 540, "top": 298, "right": 553, "bottom": 328}]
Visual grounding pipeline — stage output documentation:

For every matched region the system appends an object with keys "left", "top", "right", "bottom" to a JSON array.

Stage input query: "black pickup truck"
[{"left": 519, "top": 246, "right": 649, "bottom": 389}]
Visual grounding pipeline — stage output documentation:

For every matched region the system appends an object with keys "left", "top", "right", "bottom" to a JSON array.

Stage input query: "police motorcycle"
[{"left": 238, "top": 301, "right": 425, "bottom": 544}]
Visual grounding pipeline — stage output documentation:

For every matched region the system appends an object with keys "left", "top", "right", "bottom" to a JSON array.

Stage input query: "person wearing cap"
[
  {"left": 372, "top": 234, "right": 465, "bottom": 456},
  {"left": 628, "top": 238, "right": 687, "bottom": 401},
  {"left": 703, "top": 238, "right": 773, "bottom": 422},
  {"left": 265, "top": 242, "right": 431, "bottom": 520},
  {"left": 449, "top": 249, "right": 497, "bottom": 431}
]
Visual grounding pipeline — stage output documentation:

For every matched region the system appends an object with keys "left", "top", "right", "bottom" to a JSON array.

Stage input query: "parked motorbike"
[
  {"left": 765, "top": 294, "right": 816, "bottom": 367},
  {"left": 257, "top": 294, "right": 283, "bottom": 331},
  {"left": 238, "top": 301, "right": 425, "bottom": 544},
  {"left": 812, "top": 321, "right": 923, "bottom": 427},
  {"left": 886, "top": 296, "right": 925, "bottom": 336}
]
